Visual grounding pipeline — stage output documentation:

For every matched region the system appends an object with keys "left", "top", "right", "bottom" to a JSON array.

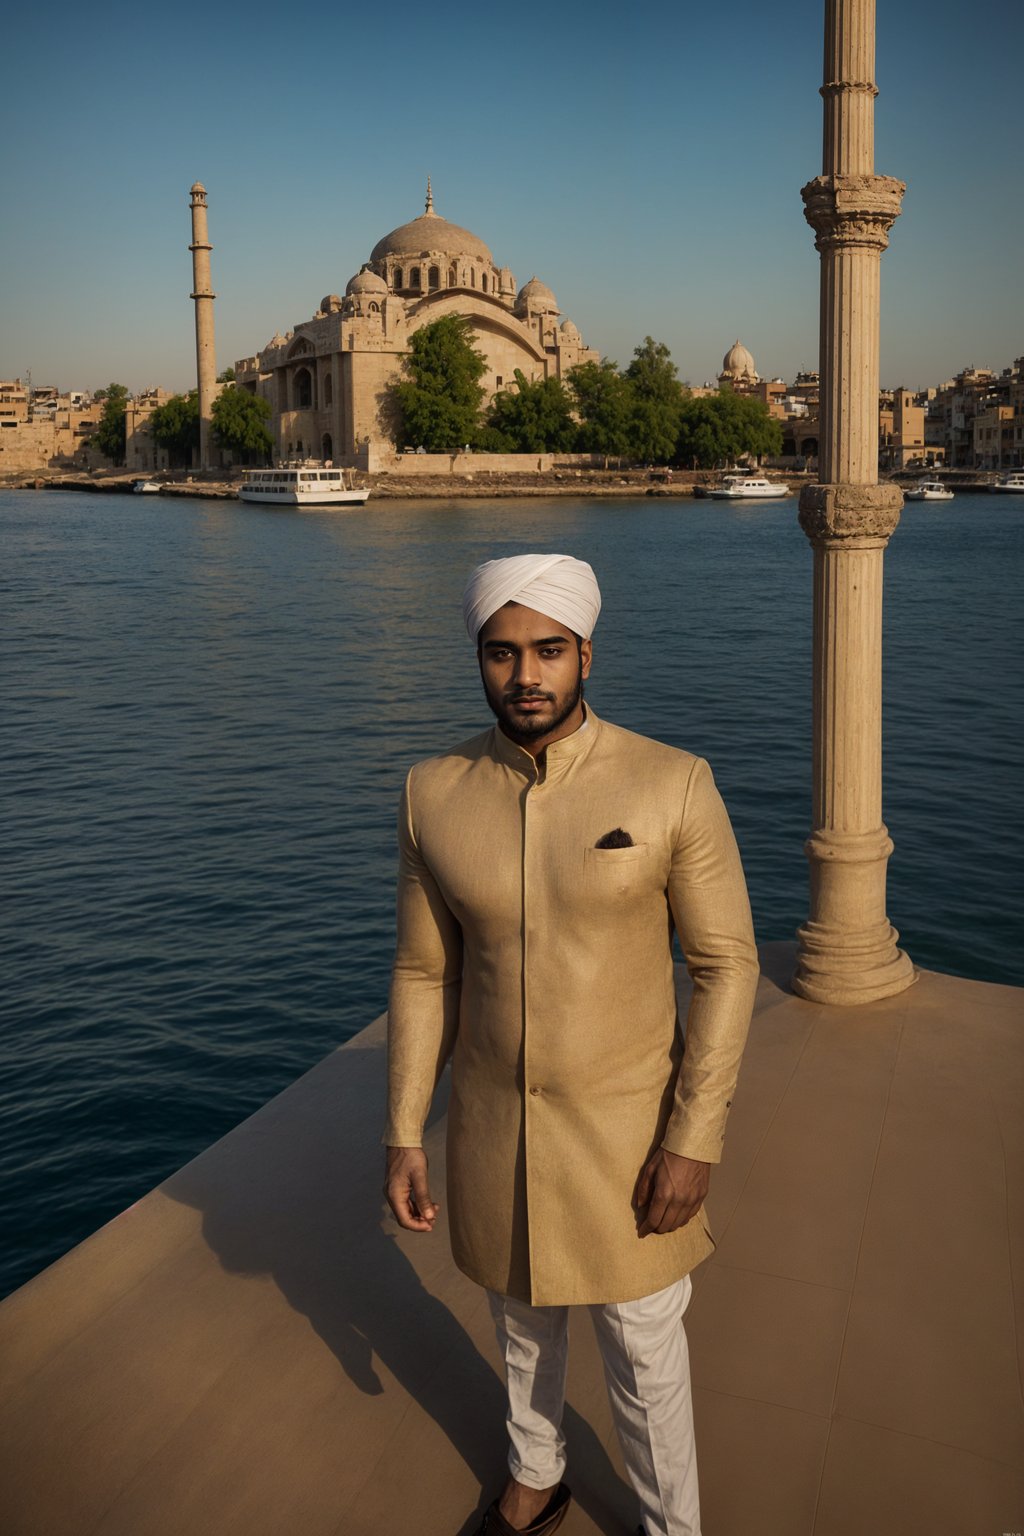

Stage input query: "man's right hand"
[{"left": 384, "top": 1146, "right": 439, "bottom": 1233}]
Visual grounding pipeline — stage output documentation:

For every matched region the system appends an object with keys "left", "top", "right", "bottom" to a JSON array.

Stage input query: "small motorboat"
[
  {"left": 707, "top": 475, "right": 790, "bottom": 500},
  {"left": 132, "top": 479, "right": 162, "bottom": 494},
  {"left": 904, "top": 480, "right": 954, "bottom": 501},
  {"left": 990, "top": 471, "right": 1024, "bottom": 494}
]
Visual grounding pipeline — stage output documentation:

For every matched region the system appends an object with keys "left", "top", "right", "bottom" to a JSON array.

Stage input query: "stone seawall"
[{"left": 4, "top": 468, "right": 811, "bottom": 501}]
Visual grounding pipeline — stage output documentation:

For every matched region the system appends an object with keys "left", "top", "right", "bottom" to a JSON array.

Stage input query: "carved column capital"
[
  {"left": 798, "top": 482, "right": 904, "bottom": 545},
  {"left": 800, "top": 173, "right": 905, "bottom": 252}
]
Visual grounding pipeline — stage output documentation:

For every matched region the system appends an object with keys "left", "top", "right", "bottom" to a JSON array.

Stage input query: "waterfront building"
[
  {"left": 0, "top": 382, "right": 104, "bottom": 472},
  {"left": 125, "top": 388, "right": 175, "bottom": 474},
  {"left": 234, "top": 182, "right": 599, "bottom": 466}
]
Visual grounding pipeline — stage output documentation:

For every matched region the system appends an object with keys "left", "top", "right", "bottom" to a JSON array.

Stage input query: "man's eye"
[{"left": 540, "top": 647, "right": 564, "bottom": 658}]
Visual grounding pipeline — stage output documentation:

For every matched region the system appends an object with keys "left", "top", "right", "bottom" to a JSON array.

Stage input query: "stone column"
[
  {"left": 189, "top": 182, "right": 217, "bottom": 472},
  {"left": 793, "top": 0, "right": 916, "bottom": 1004}
]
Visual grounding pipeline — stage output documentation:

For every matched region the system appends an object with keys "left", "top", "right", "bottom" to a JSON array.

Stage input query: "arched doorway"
[{"left": 322, "top": 433, "right": 333, "bottom": 462}]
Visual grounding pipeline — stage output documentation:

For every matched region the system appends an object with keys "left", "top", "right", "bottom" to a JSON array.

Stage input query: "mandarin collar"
[{"left": 490, "top": 706, "right": 602, "bottom": 780}]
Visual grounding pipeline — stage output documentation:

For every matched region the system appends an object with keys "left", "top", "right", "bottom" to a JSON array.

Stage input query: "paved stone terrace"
[{"left": 1, "top": 942, "right": 1021, "bottom": 1535}]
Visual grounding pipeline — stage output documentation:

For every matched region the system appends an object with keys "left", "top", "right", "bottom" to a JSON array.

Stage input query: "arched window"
[
  {"left": 323, "top": 373, "right": 333, "bottom": 407},
  {"left": 410, "top": 266, "right": 421, "bottom": 289},
  {"left": 428, "top": 265, "right": 440, "bottom": 290},
  {"left": 481, "top": 273, "right": 488, "bottom": 293},
  {"left": 448, "top": 264, "right": 457, "bottom": 287},
  {"left": 470, "top": 268, "right": 476, "bottom": 288},
  {"left": 322, "top": 433, "right": 333, "bottom": 462},
  {"left": 369, "top": 301, "right": 379, "bottom": 313},
  {"left": 294, "top": 367, "right": 313, "bottom": 410},
  {"left": 393, "top": 267, "right": 403, "bottom": 290}
]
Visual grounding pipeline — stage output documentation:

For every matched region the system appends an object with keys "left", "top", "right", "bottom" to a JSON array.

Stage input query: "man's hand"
[
  {"left": 384, "top": 1146, "right": 439, "bottom": 1233},
  {"left": 633, "top": 1148, "right": 710, "bottom": 1238}
]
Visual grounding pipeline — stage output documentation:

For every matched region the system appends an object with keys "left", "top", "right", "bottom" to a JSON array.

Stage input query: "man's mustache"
[{"left": 504, "top": 690, "right": 555, "bottom": 703}]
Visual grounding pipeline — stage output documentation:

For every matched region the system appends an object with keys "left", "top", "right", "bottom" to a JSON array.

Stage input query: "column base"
[{"left": 792, "top": 918, "right": 917, "bottom": 1005}]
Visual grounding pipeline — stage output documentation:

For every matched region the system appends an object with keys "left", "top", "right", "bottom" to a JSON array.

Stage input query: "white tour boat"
[
  {"left": 904, "top": 480, "right": 954, "bottom": 501},
  {"left": 707, "top": 475, "right": 790, "bottom": 500},
  {"left": 990, "top": 471, "right": 1024, "bottom": 494},
  {"left": 239, "top": 466, "right": 370, "bottom": 507},
  {"left": 132, "top": 479, "right": 162, "bottom": 494}
]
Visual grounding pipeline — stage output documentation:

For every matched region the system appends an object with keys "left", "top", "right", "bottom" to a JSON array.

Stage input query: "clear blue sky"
[{"left": 3, "top": 0, "right": 1020, "bottom": 396}]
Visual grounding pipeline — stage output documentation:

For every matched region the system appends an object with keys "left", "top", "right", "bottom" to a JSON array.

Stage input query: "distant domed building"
[
  {"left": 719, "top": 339, "right": 760, "bottom": 391},
  {"left": 234, "top": 182, "right": 598, "bottom": 463}
]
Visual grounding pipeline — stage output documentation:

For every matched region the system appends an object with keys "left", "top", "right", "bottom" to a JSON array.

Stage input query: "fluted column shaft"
[
  {"left": 189, "top": 184, "right": 217, "bottom": 472},
  {"left": 793, "top": 0, "right": 915, "bottom": 1004}
]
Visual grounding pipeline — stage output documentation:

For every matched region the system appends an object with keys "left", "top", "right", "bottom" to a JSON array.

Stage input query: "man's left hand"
[{"left": 633, "top": 1149, "right": 710, "bottom": 1238}]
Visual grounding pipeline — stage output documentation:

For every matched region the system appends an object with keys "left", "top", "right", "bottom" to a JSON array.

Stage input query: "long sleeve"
[
  {"left": 662, "top": 756, "right": 759, "bottom": 1163},
  {"left": 383, "top": 769, "right": 464, "bottom": 1147}
]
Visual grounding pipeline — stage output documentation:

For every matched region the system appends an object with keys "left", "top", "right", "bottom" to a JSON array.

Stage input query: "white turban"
[{"left": 462, "top": 553, "right": 601, "bottom": 643}]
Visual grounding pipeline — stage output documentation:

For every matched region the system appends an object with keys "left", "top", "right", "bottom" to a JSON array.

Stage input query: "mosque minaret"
[{"left": 189, "top": 182, "right": 217, "bottom": 471}]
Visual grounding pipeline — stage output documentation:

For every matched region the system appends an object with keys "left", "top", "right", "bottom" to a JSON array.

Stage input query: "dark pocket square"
[{"left": 595, "top": 828, "right": 634, "bottom": 849}]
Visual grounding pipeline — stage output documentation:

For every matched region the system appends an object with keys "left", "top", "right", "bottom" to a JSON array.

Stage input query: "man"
[{"left": 385, "top": 553, "right": 758, "bottom": 1536}]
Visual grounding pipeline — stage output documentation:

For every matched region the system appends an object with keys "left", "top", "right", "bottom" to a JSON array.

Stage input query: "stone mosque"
[{"left": 234, "top": 182, "right": 599, "bottom": 463}]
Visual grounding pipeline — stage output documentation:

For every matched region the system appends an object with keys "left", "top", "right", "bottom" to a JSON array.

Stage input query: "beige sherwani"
[{"left": 385, "top": 709, "right": 759, "bottom": 1306}]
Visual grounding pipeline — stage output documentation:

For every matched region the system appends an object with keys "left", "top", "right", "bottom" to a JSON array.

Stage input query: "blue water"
[{"left": 1, "top": 489, "right": 1021, "bottom": 1299}]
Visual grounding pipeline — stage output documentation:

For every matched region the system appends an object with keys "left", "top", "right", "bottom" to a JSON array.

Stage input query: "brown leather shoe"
[{"left": 474, "top": 1482, "right": 572, "bottom": 1536}]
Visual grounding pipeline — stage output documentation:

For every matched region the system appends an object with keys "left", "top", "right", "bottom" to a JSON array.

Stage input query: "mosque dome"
[
  {"left": 346, "top": 266, "right": 388, "bottom": 296},
  {"left": 559, "top": 318, "right": 581, "bottom": 341},
  {"left": 722, "top": 339, "right": 757, "bottom": 379},
  {"left": 370, "top": 182, "right": 493, "bottom": 265},
  {"left": 320, "top": 294, "right": 343, "bottom": 313},
  {"left": 515, "top": 276, "right": 559, "bottom": 315}
]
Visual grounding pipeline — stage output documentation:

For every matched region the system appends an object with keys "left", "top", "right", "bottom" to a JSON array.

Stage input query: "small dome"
[
  {"left": 190, "top": 180, "right": 206, "bottom": 195},
  {"left": 515, "top": 276, "right": 559, "bottom": 315},
  {"left": 722, "top": 339, "right": 757, "bottom": 379},
  {"left": 320, "top": 294, "right": 343, "bottom": 313},
  {"left": 559, "top": 319, "right": 581, "bottom": 342},
  {"left": 346, "top": 266, "right": 388, "bottom": 296}
]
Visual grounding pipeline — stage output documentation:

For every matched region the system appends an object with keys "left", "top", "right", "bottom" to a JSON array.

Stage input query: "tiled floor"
[{"left": 1, "top": 944, "right": 1021, "bottom": 1535}]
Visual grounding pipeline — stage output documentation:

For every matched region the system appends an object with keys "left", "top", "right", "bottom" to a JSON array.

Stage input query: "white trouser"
[{"left": 487, "top": 1276, "right": 701, "bottom": 1536}]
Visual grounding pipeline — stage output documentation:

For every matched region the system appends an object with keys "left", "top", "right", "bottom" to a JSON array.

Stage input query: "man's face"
[{"left": 478, "top": 602, "right": 592, "bottom": 753}]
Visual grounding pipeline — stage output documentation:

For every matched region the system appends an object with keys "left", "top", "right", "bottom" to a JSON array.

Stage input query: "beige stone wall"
[
  {"left": 368, "top": 449, "right": 602, "bottom": 475},
  {"left": 0, "top": 401, "right": 106, "bottom": 472}
]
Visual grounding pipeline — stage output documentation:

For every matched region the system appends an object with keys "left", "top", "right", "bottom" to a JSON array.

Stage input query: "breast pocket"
[
  {"left": 583, "top": 843, "right": 654, "bottom": 901},
  {"left": 584, "top": 844, "right": 650, "bottom": 867}
]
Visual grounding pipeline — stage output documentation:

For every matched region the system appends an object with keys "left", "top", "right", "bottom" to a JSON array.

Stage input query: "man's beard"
[{"left": 484, "top": 664, "right": 584, "bottom": 745}]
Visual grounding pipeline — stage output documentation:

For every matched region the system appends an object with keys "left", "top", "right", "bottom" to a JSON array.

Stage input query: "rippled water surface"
[{"left": 2, "top": 489, "right": 1021, "bottom": 1296}]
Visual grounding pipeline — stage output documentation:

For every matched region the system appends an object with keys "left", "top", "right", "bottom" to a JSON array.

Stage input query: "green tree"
[
  {"left": 567, "top": 359, "right": 632, "bottom": 463},
  {"left": 90, "top": 382, "right": 129, "bottom": 464},
  {"left": 624, "top": 337, "right": 685, "bottom": 464},
  {"left": 676, "top": 389, "right": 783, "bottom": 467},
  {"left": 150, "top": 391, "right": 200, "bottom": 467},
  {"left": 211, "top": 386, "right": 273, "bottom": 463},
  {"left": 482, "top": 370, "right": 577, "bottom": 454},
  {"left": 217, "top": 367, "right": 236, "bottom": 383},
  {"left": 390, "top": 315, "right": 488, "bottom": 451}
]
